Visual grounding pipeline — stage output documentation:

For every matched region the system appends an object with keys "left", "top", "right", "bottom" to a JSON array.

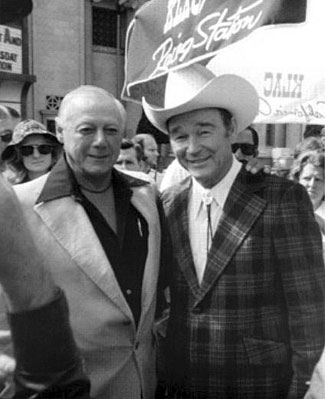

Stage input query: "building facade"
[{"left": 0, "top": 0, "right": 310, "bottom": 170}]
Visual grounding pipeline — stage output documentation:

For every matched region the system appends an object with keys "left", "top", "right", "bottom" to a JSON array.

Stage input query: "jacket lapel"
[
  {"left": 130, "top": 184, "right": 161, "bottom": 327},
  {"left": 35, "top": 197, "right": 133, "bottom": 320},
  {"left": 165, "top": 179, "right": 202, "bottom": 298},
  {"left": 197, "top": 170, "right": 267, "bottom": 304}
]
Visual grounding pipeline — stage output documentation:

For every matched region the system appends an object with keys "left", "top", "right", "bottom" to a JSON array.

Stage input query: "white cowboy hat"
[{"left": 142, "top": 64, "right": 259, "bottom": 134}]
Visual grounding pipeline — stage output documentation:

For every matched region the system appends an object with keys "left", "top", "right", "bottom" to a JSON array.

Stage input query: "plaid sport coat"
[{"left": 161, "top": 167, "right": 325, "bottom": 399}]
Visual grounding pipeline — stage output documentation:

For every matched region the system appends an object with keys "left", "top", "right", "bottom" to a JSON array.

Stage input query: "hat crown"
[
  {"left": 12, "top": 119, "right": 50, "bottom": 144},
  {"left": 165, "top": 64, "right": 216, "bottom": 108}
]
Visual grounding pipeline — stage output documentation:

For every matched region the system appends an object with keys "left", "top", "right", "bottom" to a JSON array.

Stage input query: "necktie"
[{"left": 202, "top": 191, "right": 213, "bottom": 255}]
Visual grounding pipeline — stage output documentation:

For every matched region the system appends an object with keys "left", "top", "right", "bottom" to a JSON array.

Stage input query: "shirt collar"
[
  {"left": 36, "top": 154, "right": 149, "bottom": 205},
  {"left": 36, "top": 155, "right": 76, "bottom": 204},
  {"left": 191, "top": 155, "right": 242, "bottom": 218}
]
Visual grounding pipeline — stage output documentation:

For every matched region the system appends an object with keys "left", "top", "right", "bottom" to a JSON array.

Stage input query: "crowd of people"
[{"left": 0, "top": 63, "right": 324, "bottom": 399}]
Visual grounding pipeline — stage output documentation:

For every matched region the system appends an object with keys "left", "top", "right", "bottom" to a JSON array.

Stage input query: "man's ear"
[
  {"left": 228, "top": 117, "right": 238, "bottom": 142},
  {"left": 55, "top": 117, "right": 64, "bottom": 144}
]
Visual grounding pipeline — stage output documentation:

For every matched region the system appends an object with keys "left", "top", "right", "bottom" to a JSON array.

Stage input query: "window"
[
  {"left": 265, "top": 124, "right": 275, "bottom": 147},
  {"left": 92, "top": 6, "right": 118, "bottom": 48},
  {"left": 46, "top": 119, "right": 56, "bottom": 134},
  {"left": 46, "top": 95, "right": 63, "bottom": 111}
]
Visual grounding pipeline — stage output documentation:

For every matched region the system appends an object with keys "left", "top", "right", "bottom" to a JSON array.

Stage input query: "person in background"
[
  {"left": 4, "top": 107, "right": 20, "bottom": 126},
  {"left": 320, "top": 127, "right": 325, "bottom": 150},
  {"left": 294, "top": 136, "right": 323, "bottom": 159},
  {"left": 231, "top": 125, "right": 259, "bottom": 163},
  {"left": 1, "top": 120, "right": 61, "bottom": 184},
  {"left": 134, "top": 133, "right": 159, "bottom": 173},
  {"left": 134, "top": 133, "right": 163, "bottom": 187},
  {"left": 0, "top": 106, "right": 20, "bottom": 171},
  {"left": 303, "top": 124, "right": 323, "bottom": 139},
  {"left": 290, "top": 150, "right": 325, "bottom": 256},
  {"left": 143, "top": 63, "right": 325, "bottom": 398},
  {"left": 115, "top": 138, "right": 143, "bottom": 172},
  {"left": 0, "top": 173, "right": 90, "bottom": 399},
  {"left": 2, "top": 85, "right": 168, "bottom": 399}
]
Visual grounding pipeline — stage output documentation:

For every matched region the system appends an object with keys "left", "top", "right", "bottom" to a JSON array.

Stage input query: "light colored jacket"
[
  {"left": 11, "top": 172, "right": 161, "bottom": 399},
  {"left": 304, "top": 348, "right": 325, "bottom": 399}
]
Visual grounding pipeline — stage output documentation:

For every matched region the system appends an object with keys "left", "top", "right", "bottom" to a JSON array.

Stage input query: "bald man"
[
  {"left": 1, "top": 86, "right": 168, "bottom": 399},
  {"left": 133, "top": 133, "right": 164, "bottom": 187}
]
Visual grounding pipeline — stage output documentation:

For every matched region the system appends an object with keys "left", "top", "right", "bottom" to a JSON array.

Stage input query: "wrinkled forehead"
[
  {"left": 168, "top": 108, "right": 227, "bottom": 133},
  {"left": 62, "top": 91, "right": 113, "bottom": 116}
]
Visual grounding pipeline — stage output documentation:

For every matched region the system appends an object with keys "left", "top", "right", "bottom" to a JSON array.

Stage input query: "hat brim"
[{"left": 143, "top": 74, "right": 259, "bottom": 134}]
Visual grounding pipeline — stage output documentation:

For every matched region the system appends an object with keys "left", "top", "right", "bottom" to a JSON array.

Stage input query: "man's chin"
[
  {"left": 79, "top": 164, "right": 112, "bottom": 179},
  {"left": 84, "top": 169, "right": 110, "bottom": 178}
]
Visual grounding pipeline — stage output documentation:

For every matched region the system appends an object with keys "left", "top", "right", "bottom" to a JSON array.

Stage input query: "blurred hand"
[
  {"left": 0, "top": 174, "right": 57, "bottom": 312},
  {"left": 0, "top": 354, "right": 15, "bottom": 382},
  {"left": 245, "top": 158, "right": 271, "bottom": 175}
]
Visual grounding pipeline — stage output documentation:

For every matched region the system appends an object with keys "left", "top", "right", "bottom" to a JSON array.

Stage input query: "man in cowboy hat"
[{"left": 143, "top": 64, "right": 325, "bottom": 398}]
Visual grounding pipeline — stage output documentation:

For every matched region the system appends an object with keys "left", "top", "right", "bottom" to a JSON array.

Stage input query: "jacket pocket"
[{"left": 243, "top": 336, "right": 289, "bottom": 365}]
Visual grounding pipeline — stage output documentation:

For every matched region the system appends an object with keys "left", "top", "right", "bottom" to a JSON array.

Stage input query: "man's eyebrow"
[
  {"left": 195, "top": 122, "right": 216, "bottom": 128},
  {"left": 169, "top": 126, "right": 183, "bottom": 135}
]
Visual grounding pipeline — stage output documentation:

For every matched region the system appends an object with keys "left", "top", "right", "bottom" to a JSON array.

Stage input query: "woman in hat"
[{"left": 1, "top": 119, "right": 62, "bottom": 184}]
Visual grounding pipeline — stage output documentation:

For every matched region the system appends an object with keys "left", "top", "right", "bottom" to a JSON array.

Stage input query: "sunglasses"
[
  {"left": 0, "top": 132, "right": 13, "bottom": 143},
  {"left": 231, "top": 143, "right": 256, "bottom": 156},
  {"left": 21, "top": 144, "right": 54, "bottom": 157}
]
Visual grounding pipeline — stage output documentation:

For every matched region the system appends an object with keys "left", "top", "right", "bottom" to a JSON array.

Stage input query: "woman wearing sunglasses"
[{"left": 1, "top": 119, "right": 62, "bottom": 185}]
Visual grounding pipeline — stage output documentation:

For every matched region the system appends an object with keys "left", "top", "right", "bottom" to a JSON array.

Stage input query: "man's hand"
[
  {"left": 0, "top": 354, "right": 15, "bottom": 386},
  {"left": 0, "top": 174, "right": 57, "bottom": 313},
  {"left": 245, "top": 158, "right": 271, "bottom": 174}
]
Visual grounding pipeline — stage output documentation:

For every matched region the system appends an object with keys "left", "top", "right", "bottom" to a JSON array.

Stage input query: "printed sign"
[
  {"left": 122, "top": 0, "right": 307, "bottom": 105},
  {"left": 0, "top": 25, "right": 22, "bottom": 74},
  {"left": 206, "top": 0, "right": 325, "bottom": 125}
]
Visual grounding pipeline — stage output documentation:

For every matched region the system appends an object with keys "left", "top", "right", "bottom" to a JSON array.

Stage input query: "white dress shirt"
[{"left": 189, "top": 156, "right": 242, "bottom": 284}]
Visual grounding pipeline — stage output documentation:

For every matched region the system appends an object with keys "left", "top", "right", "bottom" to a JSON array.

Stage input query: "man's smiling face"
[
  {"left": 168, "top": 108, "right": 236, "bottom": 188},
  {"left": 57, "top": 90, "right": 123, "bottom": 179}
]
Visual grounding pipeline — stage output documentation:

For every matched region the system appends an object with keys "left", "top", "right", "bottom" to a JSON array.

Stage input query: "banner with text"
[
  {"left": 0, "top": 25, "right": 22, "bottom": 74},
  {"left": 122, "top": 0, "right": 307, "bottom": 107},
  {"left": 206, "top": 1, "right": 325, "bottom": 125}
]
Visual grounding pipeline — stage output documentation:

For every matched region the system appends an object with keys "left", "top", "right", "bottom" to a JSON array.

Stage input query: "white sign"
[
  {"left": 0, "top": 25, "right": 22, "bottom": 74},
  {"left": 207, "top": 1, "right": 325, "bottom": 125}
]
